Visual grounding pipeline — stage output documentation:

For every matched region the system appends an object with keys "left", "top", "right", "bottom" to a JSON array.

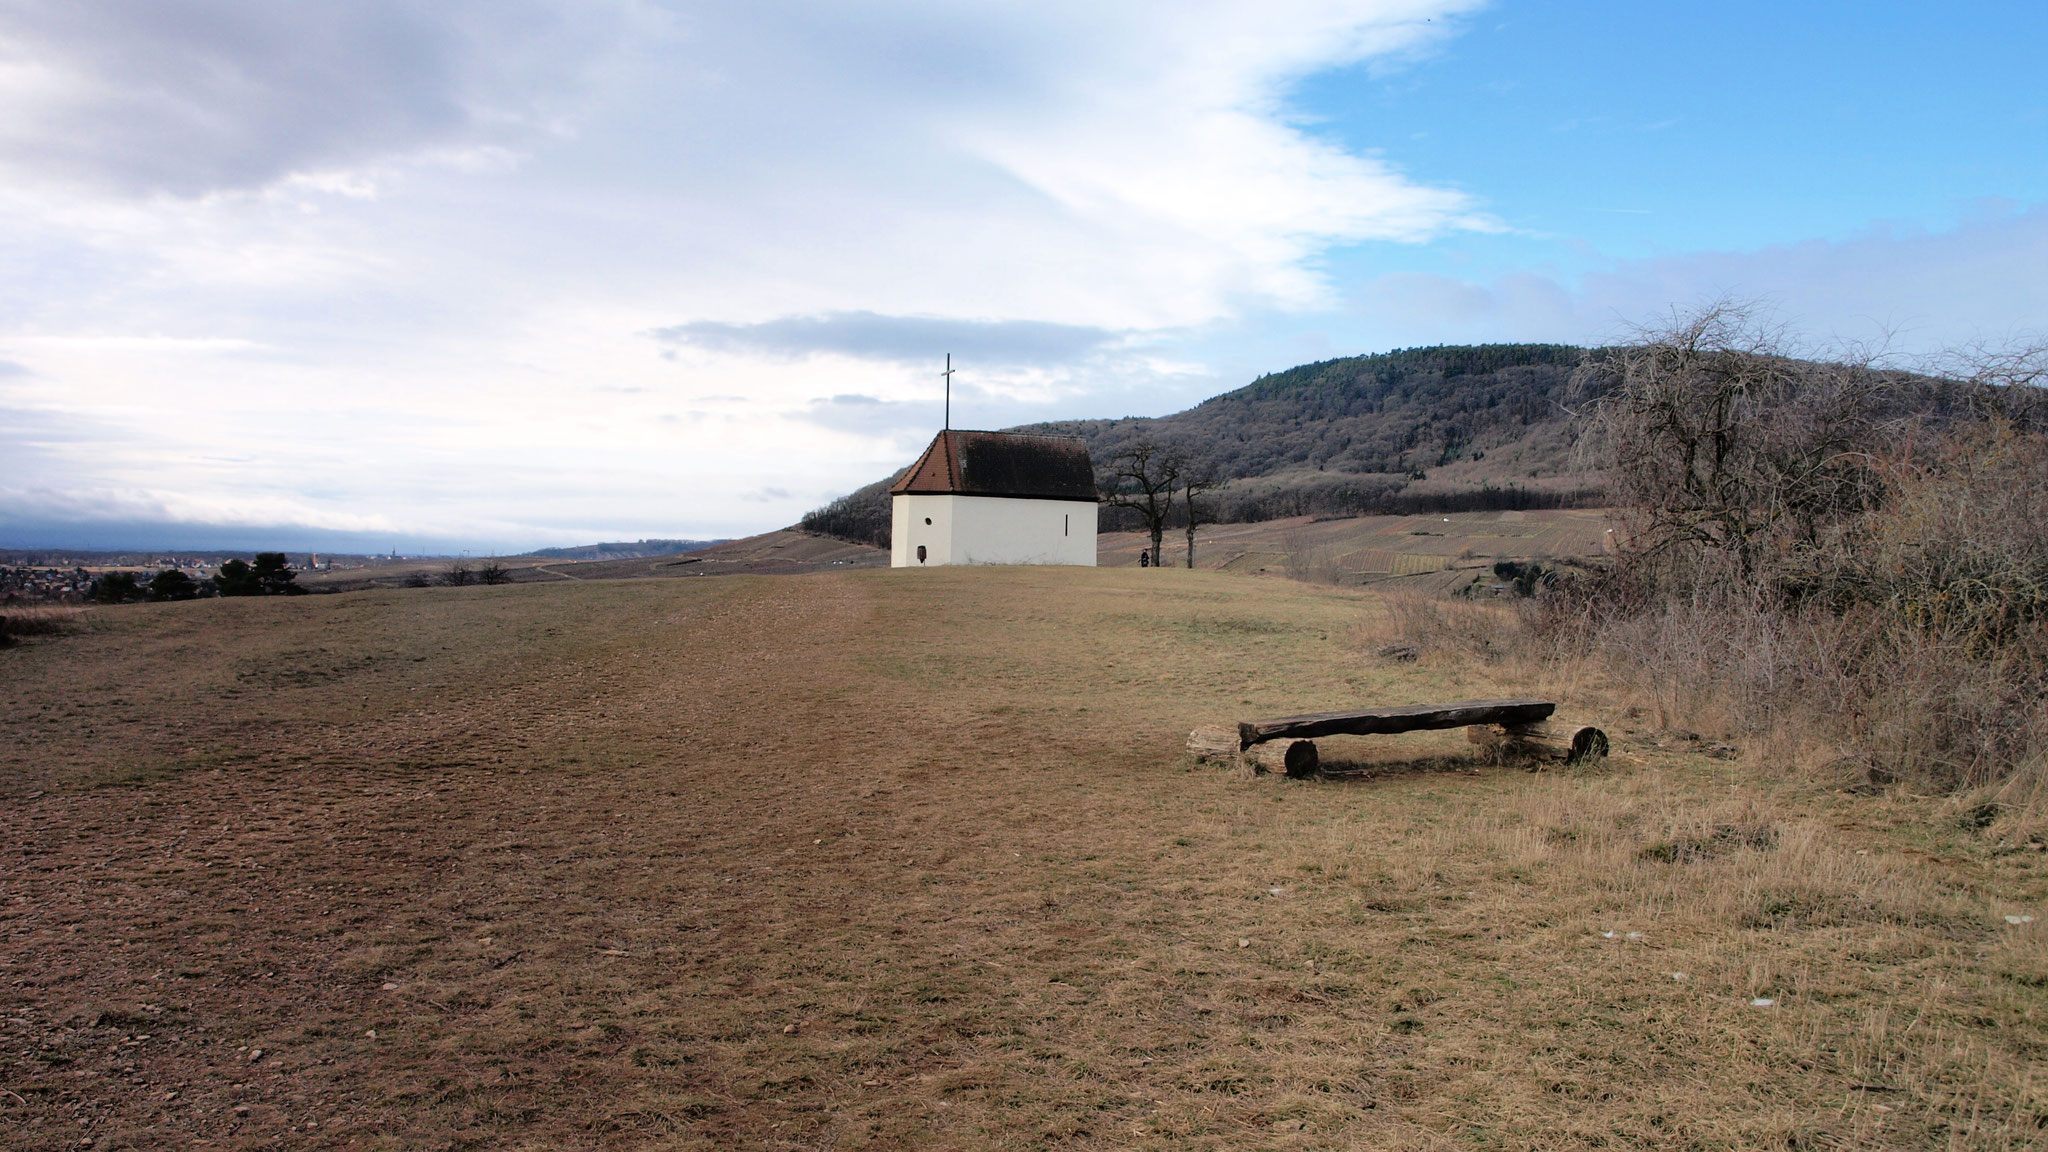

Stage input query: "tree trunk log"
[
  {"left": 1187, "top": 725, "right": 1242, "bottom": 766},
  {"left": 1245, "top": 739, "right": 1319, "bottom": 778},
  {"left": 1468, "top": 720, "right": 1610, "bottom": 765}
]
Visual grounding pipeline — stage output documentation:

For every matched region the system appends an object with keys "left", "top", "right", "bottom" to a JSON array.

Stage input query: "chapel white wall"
[{"left": 891, "top": 494, "right": 1095, "bottom": 567}]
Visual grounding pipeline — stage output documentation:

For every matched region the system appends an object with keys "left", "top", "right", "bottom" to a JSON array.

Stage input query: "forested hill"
[
  {"left": 801, "top": 344, "right": 1607, "bottom": 546},
  {"left": 1028, "top": 343, "right": 1587, "bottom": 484}
]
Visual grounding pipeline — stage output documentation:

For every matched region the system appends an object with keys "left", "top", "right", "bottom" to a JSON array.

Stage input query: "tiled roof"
[{"left": 888, "top": 430, "right": 1100, "bottom": 502}]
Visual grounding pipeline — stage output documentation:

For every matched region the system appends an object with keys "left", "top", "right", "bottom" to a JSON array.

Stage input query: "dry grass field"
[
  {"left": 1098, "top": 510, "right": 1611, "bottom": 593},
  {"left": 3, "top": 568, "right": 2044, "bottom": 1150},
  {"left": 295, "top": 530, "right": 886, "bottom": 592}
]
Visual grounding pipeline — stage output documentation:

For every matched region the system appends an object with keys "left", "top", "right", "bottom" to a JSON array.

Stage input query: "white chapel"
[{"left": 889, "top": 430, "right": 1099, "bottom": 567}]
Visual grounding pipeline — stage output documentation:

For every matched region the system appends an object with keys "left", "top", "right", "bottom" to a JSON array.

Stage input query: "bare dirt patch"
[{"left": 2, "top": 570, "right": 2042, "bottom": 1149}]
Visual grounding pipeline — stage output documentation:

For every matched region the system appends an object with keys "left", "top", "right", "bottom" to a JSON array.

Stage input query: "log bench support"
[
  {"left": 1188, "top": 699, "right": 1606, "bottom": 778},
  {"left": 1245, "top": 739, "right": 1319, "bottom": 779},
  {"left": 1187, "top": 726, "right": 1321, "bottom": 778},
  {"left": 1466, "top": 719, "right": 1611, "bottom": 765}
]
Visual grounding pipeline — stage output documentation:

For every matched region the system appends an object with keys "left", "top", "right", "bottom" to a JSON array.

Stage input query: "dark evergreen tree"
[
  {"left": 89, "top": 572, "right": 142, "bottom": 603},
  {"left": 145, "top": 569, "right": 201, "bottom": 601},
  {"left": 252, "top": 552, "right": 303, "bottom": 595},
  {"left": 214, "top": 559, "right": 260, "bottom": 596}
]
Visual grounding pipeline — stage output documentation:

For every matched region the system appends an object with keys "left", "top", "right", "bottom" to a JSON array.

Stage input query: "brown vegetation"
[
  {"left": 1552, "top": 304, "right": 2048, "bottom": 794},
  {"left": 4, "top": 568, "right": 2044, "bottom": 1149},
  {"left": 0, "top": 605, "right": 89, "bottom": 647}
]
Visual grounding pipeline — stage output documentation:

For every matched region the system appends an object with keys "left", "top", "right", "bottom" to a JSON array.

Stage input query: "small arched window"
[{"left": 916, "top": 545, "right": 928, "bottom": 563}]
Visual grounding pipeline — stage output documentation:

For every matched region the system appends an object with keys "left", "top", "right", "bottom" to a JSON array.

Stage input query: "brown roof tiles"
[{"left": 888, "top": 430, "right": 1099, "bottom": 502}]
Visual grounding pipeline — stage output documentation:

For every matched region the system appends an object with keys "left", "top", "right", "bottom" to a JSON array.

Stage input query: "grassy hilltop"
[{"left": 3, "top": 568, "right": 2042, "bottom": 1148}]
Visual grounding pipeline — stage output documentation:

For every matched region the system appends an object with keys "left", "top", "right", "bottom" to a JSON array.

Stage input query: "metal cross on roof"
[{"left": 941, "top": 353, "right": 953, "bottom": 430}]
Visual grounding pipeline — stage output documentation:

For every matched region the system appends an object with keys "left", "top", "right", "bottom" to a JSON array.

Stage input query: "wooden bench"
[{"left": 1188, "top": 698, "right": 1608, "bottom": 777}]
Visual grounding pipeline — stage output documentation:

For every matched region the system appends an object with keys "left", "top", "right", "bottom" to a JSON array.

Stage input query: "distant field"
[
  {"left": 1103, "top": 509, "right": 1612, "bottom": 593},
  {"left": 298, "top": 510, "right": 1606, "bottom": 594},
  {"left": 297, "top": 530, "right": 886, "bottom": 591},
  {"left": 2, "top": 569, "right": 2041, "bottom": 1149}
]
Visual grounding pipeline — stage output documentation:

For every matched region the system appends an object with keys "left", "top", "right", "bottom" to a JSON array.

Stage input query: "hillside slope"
[
  {"left": 804, "top": 344, "right": 1604, "bottom": 546},
  {"left": 516, "top": 538, "right": 725, "bottom": 561},
  {"left": 1033, "top": 343, "right": 1589, "bottom": 485}
]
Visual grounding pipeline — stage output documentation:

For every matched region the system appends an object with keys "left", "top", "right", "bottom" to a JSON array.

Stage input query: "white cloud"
[
  {"left": 1345, "top": 202, "right": 2048, "bottom": 356},
  {"left": 0, "top": 0, "right": 1498, "bottom": 546},
  {"left": 10, "top": 335, "right": 263, "bottom": 352},
  {"left": 650, "top": 313, "right": 1122, "bottom": 367},
  {"left": 0, "top": 0, "right": 639, "bottom": 195}
]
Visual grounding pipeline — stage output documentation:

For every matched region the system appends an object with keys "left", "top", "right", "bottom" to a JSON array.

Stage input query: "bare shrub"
[
  {"left": 1927, "top": 335, "right": 2048, "bottom": 426},
  {"left": 1275, "top": 526, "right": 1357, "bottom": 585},
  {"left": 477, "top": 560, "right": 512, "bottom": 585},
  {"left": 1553, "top": 306, "right": 2048, "bottom": 791},
  {"left": 1279, "top": 528, "right": 1316, "bottom": 582},
  {"left": 1304, "top": 546, "right": 1346, "bottom": 585},
  {"left": 1373, "top": 590, "right": 1523, "bottom": 665},
  {"left": 0, "top": 605, "right": 89, "bottom": 647},
  {"left": 1573, "top": 299, "right": 1895, "bottom": 579},
  {"left": 443, "top": 562, "right": 475, "bottom": 587},
  {"left": 1544, "top": 554, "right": 2048, "bottom": 790},
  {"left": 1804, "top": 423, "right": 2048, "bottom": 787},
  {"left": 1821, "top": 423, "right": 2048, "bottom": 654}
]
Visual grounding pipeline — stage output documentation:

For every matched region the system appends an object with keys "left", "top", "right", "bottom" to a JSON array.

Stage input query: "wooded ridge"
[
  {"left": 797, "top": 342, "right": 1973, "bottom": 549},
  {"left": 802, "top": 344, "right": 1604, "bottom": 547}
]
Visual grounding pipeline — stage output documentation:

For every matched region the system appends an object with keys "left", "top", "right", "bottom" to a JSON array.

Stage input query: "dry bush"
[
  {"left": 1809, "top": 424, "right": 2048, "bottom": 788},
  {"left": 1539, "top": 552, "right": 2048, "bottom": 791},
  {"left": 1824, "top": 423, "right": 2048, "bottom": 650},
  {"left": 0, "top": 604, "right": 89, "bottom": 646},
  {"left": 1279, "top": 528, "right": 1344, "bottom": 584},
  {"left": 1368, "top": 590, "right": 1525, "bottom": 666},
  {"left": 1538, "top": 580, "right": 1832, "bottom": 735},
  {"left": 1573, "top": 300, "right": 1897, "bottom": 578},
  {"left": 1558, "top": 306, "right": 2048, "bottom": 792}
]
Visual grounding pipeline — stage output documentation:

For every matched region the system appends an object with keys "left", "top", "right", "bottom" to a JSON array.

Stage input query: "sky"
[{"left": 2, "top": 0, "right": 2044, "bottom": 554}]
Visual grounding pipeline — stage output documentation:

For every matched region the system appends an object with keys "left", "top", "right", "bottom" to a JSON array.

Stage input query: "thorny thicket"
[{"left": 1544, "top": 302, "right": 2048, "bottom": 793}]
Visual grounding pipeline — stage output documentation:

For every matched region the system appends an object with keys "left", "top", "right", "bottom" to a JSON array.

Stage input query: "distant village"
[{"left": 0, "top": 552, "right": 372, "bottom": 604}]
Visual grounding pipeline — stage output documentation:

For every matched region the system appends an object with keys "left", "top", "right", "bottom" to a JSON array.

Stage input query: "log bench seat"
[{"left": 1188, "top": 698, "right": 1608, "bottom": 778}]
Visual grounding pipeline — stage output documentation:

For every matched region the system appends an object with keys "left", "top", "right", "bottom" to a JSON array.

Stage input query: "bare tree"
[
  {"left": 1098, "top": 441, "right": 1180, "bottom": 568},
  {"left": 1574, "top": 300, "right": 1894, "bottom": 581},
  {"left": 1932, "top": 338, "right": 2048, "bottom": 428},
  {"left": 477, "top": 559, "right": 512, "bottom": 585},
  {"left": 1177, "top": 456, "right": 1224, "bottom": 569},
  {"left": 443, "top": 561, "right": 475, "bottom": 587}
]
